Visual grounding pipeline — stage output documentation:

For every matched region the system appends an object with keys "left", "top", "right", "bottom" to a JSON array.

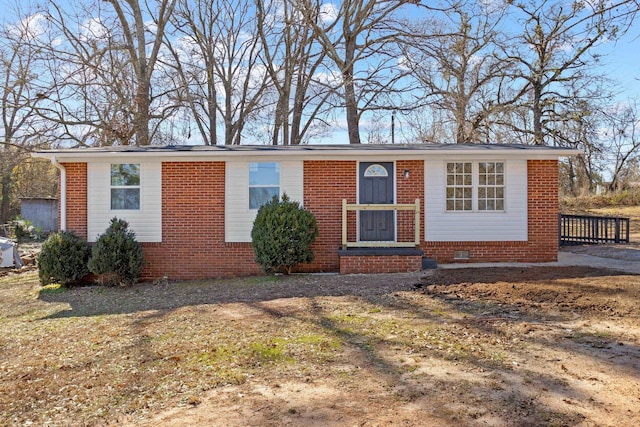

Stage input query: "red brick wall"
[
  {"left": 421, "top": 160, "right": 558, "bottom": 263},
  {"left": 396, "top": 160, "right": 424, "bottom": 244},
  {"left": 141, "top": 162, "right": 260, "bottom": 280},
  {"left": 302, "top": 161, "right": 357, "bottom": 272},
  {"left": 62, "top": 163, "right": 87, "bottom": 239},
  {"left": 526, "top": 159, "right": 559, "bottom": 260},
  {"left": 340, "top": 254, "right": 423, "bottom": 274}
]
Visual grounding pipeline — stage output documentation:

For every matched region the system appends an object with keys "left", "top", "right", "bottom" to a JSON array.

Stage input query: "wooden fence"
[{"left": 559, "top": 214, "right": 630, "bottom": 246}]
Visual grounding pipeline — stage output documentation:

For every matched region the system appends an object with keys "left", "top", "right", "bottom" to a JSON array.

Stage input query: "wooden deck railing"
[
  {"left": 559, "top": 214, "right": 630, "bottom": 246},
  {"left": 342, "top": 199, "right": 420, "bottom": 248}
]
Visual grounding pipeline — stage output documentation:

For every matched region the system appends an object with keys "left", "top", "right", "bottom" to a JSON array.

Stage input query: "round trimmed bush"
[
  {"left": 88, "top": 217, "right": 145, "bottom": 285},
  {"left": 37, "top": 231, "right": 91, "bottom": 286},
  {"left": 251, "top": 194, "right": 319, "bottom": 274}
]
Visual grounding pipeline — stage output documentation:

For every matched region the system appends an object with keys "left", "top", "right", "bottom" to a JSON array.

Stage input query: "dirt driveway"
[{"left": 1, "top": 251, "right": 639, "bottom": 426}]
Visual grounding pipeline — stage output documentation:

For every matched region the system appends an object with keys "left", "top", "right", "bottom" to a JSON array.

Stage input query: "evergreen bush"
[
  {"left": 88, "top": 217, "right": 145, "bottom": 285},
  {"left": 251, "top": 194, "right": 319, "bottom": 274},
  {"left": 37, "top": 231, "right": 91, "bottom": 286}
]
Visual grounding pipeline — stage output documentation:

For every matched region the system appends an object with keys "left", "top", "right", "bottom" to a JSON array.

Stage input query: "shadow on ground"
[{"left": 38, "top": 266, "right": 623, "bottom": 319}]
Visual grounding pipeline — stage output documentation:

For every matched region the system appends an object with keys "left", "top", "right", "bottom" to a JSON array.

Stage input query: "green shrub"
[
  {"left": 88, "top": 217, "right": 145, "bottom": 286},
  {"left": 37, "top": 231, "right": 91, "bottom": 286},
  {"left": 251, "top": 194, "right": 318, "bottom": 275}
]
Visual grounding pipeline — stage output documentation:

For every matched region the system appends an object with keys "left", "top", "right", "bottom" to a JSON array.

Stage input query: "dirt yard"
[{"left": 1, "top": 260, "right": 639, "bottom": 427}]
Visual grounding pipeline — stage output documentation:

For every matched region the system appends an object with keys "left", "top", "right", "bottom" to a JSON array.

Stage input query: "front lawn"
[{"left": 1, "top": 268, "right": 639, "bottom": 426}]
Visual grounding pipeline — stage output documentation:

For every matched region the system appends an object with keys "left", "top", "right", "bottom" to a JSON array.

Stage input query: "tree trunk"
[
  {"left": 532, "top": 83, "right": 544, "bottom": 145},
  {"left": 133, "top": 82, "right": 150, "bottom": 146},
  {"left": 0, "top": 173, "right": 12, "bottom": 224},
  {"left": 207, "top": 54, "right": 217, "bottom": 146},
  {"left": 343, "top": 35, "right": 361, "bottom": 145},
  {"left": 455, "top": 100, "right": 467, "bottom": 144},
  {"left": 291, "top": 71, "right": 306, "bottom": 145}
]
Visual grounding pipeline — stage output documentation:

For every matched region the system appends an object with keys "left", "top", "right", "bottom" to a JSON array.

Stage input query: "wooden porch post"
[{"left": 342, "top": 199, "right": 348, "bottom": 247}]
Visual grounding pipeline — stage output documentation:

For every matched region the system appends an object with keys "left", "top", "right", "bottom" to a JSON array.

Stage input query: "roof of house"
[{"left": 33, "top": 143, "right": 581, "bottom": 161}]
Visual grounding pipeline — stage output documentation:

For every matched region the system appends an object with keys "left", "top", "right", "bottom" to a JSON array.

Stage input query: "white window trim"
[
  {"left": 110, "top": 164, "right": 141, "bottom": 211},
  {"left": 477, "top": 161, "right": 505, "bottom": 212},
  {"left": 248, "top": 161, "right": 281, "bottom": 210},
  {"left": 444, "top": 160, "right": 506, "bottom": 213},
  {"left": 445, "top": 161, "right": 473, "bottom": 212}
]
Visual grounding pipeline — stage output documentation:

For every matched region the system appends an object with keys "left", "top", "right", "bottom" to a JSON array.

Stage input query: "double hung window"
[
  {"left": 111, "top": 164, "right": 140, "bottom": 210},
  {"left": 249, "top": 162, "right": 280, "bottom": 209},
  {"left": 445, "top": 161, "right": 504, "bottom": 212},
  {"left": 478, "top": 162, "right": 504, "bottom": 211},
  {"left": 446, "top": 162, "right": 473, "bottom": 211}
]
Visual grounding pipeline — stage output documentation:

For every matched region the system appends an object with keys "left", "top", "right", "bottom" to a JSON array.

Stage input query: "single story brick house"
[{"left": 33, "top": 144, "right": 579, "bottom": 280}]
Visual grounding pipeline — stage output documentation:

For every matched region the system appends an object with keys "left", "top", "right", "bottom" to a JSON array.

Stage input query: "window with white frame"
[
  {"left": 478, "top": 162, "right": 504, "bottom": 211},
  {"left": 111, "top": 164, "right": 140, "bottom": 210},
  {"left": 446, "top": 161, "right": 505, "bottom": 212},
  {"left": 446, "top": 162, "right": 473, "bottom": 211},
  {"left": 249, "top": 162, "right": 280, "bottom": 209}
]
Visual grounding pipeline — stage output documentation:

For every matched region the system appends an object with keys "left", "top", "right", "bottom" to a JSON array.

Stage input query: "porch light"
[{"left": 403, "top": 169, "right": 410, "bottom": 179}]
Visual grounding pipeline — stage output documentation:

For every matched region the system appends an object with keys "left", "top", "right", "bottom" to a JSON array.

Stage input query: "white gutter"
[
  {"left": 50, "top": 156, "right": 66, "bottom": 231},
  {"left": 33, "top": 147, "right": 583, "bottom": 162}
]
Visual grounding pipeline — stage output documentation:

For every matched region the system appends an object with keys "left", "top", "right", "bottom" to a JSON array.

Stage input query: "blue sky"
[{"left": 595, "top": 32, "right": 640, "bottom": 104}]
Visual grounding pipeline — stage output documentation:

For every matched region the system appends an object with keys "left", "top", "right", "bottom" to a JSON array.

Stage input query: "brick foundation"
[
  {"left": 338, "top": 248, "right": 424, "bottom": 274},
  {"left": 340, "top": 255, "right": 423, "bottom": 274}
]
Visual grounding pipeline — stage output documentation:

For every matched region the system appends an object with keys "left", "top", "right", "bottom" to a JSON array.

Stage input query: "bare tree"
[
  {"left": 165, "top": 0, "right": 220, "bottom": 145},
  {"left": 503, "top": 0, "right": 640, "bottom": 145},
  {"left": 102, "top": 0, "right": 177, "bottom": 146},
  {"left": 38, "top": 0, "right": 181, "bottom": 146},
  {"left": 294, "top": 0, "right": 422, "bottom": 144},
  {"left": 169, "top": 0, "right": 270, "bottom": 145},
  {"left": 404, "top": 1, "right": 510, "bottom": 143},
  {"left": 255, "top": 0, "right": 330, "bottom": 145},
  {"left": 602, "top": 100, "right": 640, "bottom": 190},
  {"left": 38, "top": 2, "right": 135, "bottom": 146}
]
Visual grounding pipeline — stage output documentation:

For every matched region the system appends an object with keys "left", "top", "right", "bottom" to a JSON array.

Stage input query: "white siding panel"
[
  {"left": 280, "top": 160, "right": 304, "bottom": 203},
  {"left": 87, "top": 162, "right": 162, "bottom": 242},
  {"left": 224, "top": 162, "right": 251, "bottom": 243},
  {"left": 425, "top": 159, "right": 527, "bottom": 241},
  {"left": 225, "top": 160, "right": 304, "bottom": 242}
]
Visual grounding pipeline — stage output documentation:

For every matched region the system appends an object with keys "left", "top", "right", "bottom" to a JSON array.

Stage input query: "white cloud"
[
  {"left": 79, "top": 17, "right": 108, "bottom": 42},
  {"left": 314, "top": 70, "right": 342, "bottom": 87},
  {"left": 320, "top": 3, "right": 338, "bottom": 25},
  {"left": 7, "top": 13, "right": 47, "bottom": 40},
  {"left": 144, "top": 20, "right": 158, "bottom": 36}
]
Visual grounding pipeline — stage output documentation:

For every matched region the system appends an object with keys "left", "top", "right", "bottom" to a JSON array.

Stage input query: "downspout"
[{"left": 50, "top": 156, "right": 66, "bottom": 231}]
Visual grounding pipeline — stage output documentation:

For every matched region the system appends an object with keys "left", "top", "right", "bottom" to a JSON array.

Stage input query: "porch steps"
[{"left": 338, "top": 247, "right": 435, "bottom": 274}]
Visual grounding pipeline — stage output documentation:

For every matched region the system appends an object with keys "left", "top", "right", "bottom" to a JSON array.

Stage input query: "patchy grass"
[{"left": 1, "top": 267, "right": 640, "bottom": 426}]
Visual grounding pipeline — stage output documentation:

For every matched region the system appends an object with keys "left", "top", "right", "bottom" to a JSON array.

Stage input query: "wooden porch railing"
[
  {"left": 559, "top": 213, "right": 630, "bottom": 246},
  {"left": 342, "top": 199, "right": 421, "bottom": 248}
]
